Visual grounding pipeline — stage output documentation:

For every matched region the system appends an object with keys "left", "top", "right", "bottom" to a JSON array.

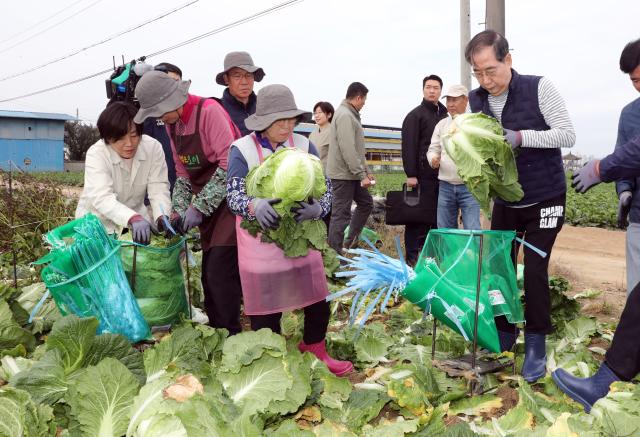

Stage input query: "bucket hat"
[
  {"left": 215, "top": 51, "right": 265, "bottom": 85},
  {"left": 441, "top": 84, "right": 469, "bottom": 98},
  {"left": 134, "top": 70, "right": 190, "bottom": 123},
  {"left": 244, "top": 84, "right": 310, "bottom": 132}
]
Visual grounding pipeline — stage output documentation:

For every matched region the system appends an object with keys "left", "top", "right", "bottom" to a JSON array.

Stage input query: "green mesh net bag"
[
  {"left": 119, "top": 235, "right": 189, "bottom": 328},
  {"left": 402, "top": 229, "right": 524, "bottom": 353}
]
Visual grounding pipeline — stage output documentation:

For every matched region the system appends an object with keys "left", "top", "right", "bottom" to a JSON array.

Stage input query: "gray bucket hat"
[
  {"left": 215, "top": 51, "right": 265, "bottom": 85},
  {"left": 244, "top": 84, "right": 310, "bottom": 132},
  {"left": 134, "top": 70, "right": 190, "bottom": 124}
]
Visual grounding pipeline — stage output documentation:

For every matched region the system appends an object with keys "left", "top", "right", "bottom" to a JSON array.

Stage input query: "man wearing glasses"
[
  {"left": 216, "top": 51, "right": 265, "bottom": 136},
  {"left": 465, "top": 30, "right": 575, "bottom": 383}
]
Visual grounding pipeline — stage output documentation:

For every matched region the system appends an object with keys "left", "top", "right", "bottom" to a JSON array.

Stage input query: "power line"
[
  {"left": 0, "top": 0, "right": 304, "bottom": 104},
  {"left": 0, "top": 0, "right": 200, "bottom": 82},
  {"left": 0, "top": 0, "right": 87, "bottom": 46},
  {"left": 0, "top": 0, "right": 104, "bottom": 55}
]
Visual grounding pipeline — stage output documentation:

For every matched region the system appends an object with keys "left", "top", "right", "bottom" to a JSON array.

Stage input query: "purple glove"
[
  {"left": 252, "top": 198, "right": 281, "bottom": 230},
  {"left": 292, "top": 199, "right": 323, "bottom": 223},
  {"left": 181, "top": 205, "right": 203, "bottom": 233},
  {"left": 571, "top": 160, "right": 601, "bottom": 193},
  {"left": 504, "top": 129, "right": 522, "bottom": 149},
  {"left": 129, "top": 215, "right": 151, "bottom": 245},
  {"left": 618, "top": 191, "right": 632, "bottom": 229}
]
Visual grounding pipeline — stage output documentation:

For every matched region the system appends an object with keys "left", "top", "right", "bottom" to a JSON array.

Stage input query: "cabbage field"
[{"left": 1, "top": 170, "right": 638, "bottom": 436}]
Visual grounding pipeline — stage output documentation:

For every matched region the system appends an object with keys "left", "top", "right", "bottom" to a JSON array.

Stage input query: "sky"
[{"left": 0, "top": 0, "right": 638, "bottom": 159}]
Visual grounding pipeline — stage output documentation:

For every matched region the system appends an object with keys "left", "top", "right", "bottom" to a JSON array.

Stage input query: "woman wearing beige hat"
[{"left": 226, "top": 84, "right": 353, "bottom": 376}]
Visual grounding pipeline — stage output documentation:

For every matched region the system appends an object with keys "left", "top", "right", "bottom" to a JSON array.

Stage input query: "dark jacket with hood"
[{"left": 401, "top": 100, "right": 448, "bottom": 180}]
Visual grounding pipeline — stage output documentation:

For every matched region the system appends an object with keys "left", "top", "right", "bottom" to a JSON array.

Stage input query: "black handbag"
[{"left": 384, "top": 183, "right": 438, "bottom": 225}]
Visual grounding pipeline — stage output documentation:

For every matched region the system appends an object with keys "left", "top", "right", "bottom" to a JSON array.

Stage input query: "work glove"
[
  {"left": 129, "top": 215, "right": 151, "bottom": 245},
  {"left": 252, "top": 198, "right": 281, "bottom": 230},
  {"left": 571, "top": 159, "right": 601, "bottom": 193},
  {"left": 156, "top": 215, "right": 176, "bottom": 238},
  {"left": 181, "top": 205, "right": 203, "bottom": 233},
  {"left": 292, "top": 198, "right": 323, "bottom": 223},
  {"left": 504, "top": 129, "right": 522, "bottom": 149},
  {"left": 617, "top": 191, "right": 632, "bottom": 229},
  {"left": 169, "top": 212, "right": 183, "bottom": 235}
]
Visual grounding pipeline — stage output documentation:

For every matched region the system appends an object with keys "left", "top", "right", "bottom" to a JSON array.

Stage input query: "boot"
[
  {"left": 498, "top": 330, "right": 518, "bottom": 352},
  {"left": 552, "top": 362, "right": 619, "bottom": 412},
  {"left": 298, "top": 340, "right": 353, "bottom": 377},
  {"left": 522, "top": 333, "right": 546, "bottom": 382}
]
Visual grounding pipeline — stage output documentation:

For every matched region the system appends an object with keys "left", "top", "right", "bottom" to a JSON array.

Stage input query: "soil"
[{"left": 549, "top": 225, "right": 627, "bottom": 322}]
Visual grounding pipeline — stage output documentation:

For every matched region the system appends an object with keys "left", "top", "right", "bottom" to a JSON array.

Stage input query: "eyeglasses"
[
  {"left": 228, "top": 72, "right": 254, "bottom": 81},
  {"left": 471, "top": 67, "right": 499, "bottom": 79}
]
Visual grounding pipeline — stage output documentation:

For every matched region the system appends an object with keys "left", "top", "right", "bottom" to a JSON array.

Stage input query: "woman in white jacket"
[{"left": 76, "top": 102, "right": 171, "bottom": 244}]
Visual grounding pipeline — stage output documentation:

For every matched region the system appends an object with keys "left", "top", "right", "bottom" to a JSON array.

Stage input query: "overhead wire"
[
  {"left": 0, "top": 0, "right": 87, "bottom": 46},
  {"left": 0, "top": 0, "right": 200, "bottom": 82},
  {"left": 0, "top": 0, "right": 304, "bottom": 104},
  {"left": 0, "top": 0, "right": 105, "bottom": 55}
]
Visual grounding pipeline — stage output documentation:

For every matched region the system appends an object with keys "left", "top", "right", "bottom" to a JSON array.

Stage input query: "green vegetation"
[{"left": 29, "top": 171, "right": 84, "bottom": 187}]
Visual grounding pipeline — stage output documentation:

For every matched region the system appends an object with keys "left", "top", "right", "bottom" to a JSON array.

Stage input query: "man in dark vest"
[
  {"left": 216, "top": 51, "right": 265, "bottom": 136},
  {"left": 465, "top": 30, "right": 576, "bottom": 382}
]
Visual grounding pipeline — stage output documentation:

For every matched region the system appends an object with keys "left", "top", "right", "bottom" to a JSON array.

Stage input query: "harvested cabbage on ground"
[
  {"left": 442, "top": 113, "right": 524, "bottom": 217},
  {"left": 241, "top": 148, "right": 339, "bottom": 274}
]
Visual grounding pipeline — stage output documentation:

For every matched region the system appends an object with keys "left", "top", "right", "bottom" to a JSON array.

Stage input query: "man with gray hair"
[
  {"left": 427, "top": 84, "right": 481, "bottom": 230},
  {"left": 465, "top": 30, "right": 576, "bottom": 383},
  {"left": 134, "top": 70, "right": 243, "bottom": 334},
  {"left": 216, "top": 51, "right": 265, "bottom": 136}
]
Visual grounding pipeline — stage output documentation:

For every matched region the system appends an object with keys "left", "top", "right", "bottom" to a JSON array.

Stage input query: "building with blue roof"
[
  {"left": 295, "top": 122, "right": 403, "bottom": 171},
  {"left": 0, "top": 110, "right": 76, "bottom": 171}
]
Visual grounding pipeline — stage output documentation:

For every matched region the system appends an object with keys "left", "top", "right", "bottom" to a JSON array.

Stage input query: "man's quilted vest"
[{"left": 469, "top": 70, "right": 566, "bottom": 205}]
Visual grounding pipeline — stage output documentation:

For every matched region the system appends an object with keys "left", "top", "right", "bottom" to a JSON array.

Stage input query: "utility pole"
[
  {"left": 76, "top": 108, "right": 79, "bottom": 120},
  {"left": 485, "top": 0, "right": 505, "bottom": 35},
  {"left": 460, "top": 0, "right": 471, "bottom": 90}
]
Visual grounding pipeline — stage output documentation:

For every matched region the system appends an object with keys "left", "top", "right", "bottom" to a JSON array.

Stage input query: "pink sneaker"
[{"left": 298, "top": 340, "right": 354, "bottom": 377}]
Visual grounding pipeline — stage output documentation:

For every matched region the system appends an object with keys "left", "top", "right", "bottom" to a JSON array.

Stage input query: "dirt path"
[{"left": 550, "top": 225, "right": 627, "bottom": 322}]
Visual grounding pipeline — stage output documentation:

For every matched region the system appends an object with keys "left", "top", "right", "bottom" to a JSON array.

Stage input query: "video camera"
[{"left": 105, "top": 57, "right": 153, "bottom": 107}]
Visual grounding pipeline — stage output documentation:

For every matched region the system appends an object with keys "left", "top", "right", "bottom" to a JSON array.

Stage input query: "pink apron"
[{"left": 236, "top": 134, "right": 329, "bottom": 315}]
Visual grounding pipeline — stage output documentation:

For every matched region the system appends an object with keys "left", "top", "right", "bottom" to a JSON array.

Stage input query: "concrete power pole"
[
  {"left": 460, "top": 0, "right": 471, "bottom": 90},
  {"left": 485, "top": 0, "right": 505, "bottom": 35}
]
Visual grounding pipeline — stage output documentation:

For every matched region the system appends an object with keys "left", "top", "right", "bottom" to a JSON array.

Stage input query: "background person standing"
[
  {"left": 216, "top": 51, "right": 265, "bottom": 136},
  {"left": 326, "top": 82, "right": 374, "bottom": 254},
  {"left": 401, "top": 74, "right": 448, "bottom": 265},
  {"left": 427, "top": 84, "right": 481, "bottom": 230}
]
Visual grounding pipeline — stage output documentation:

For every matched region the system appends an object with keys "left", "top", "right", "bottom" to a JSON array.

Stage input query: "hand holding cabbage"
[
  {"left": 241, "top": 148, "right": 339, "bottom": 273},
  {"left": 442, "top": 113, "right": 524, "bottom": 217}
]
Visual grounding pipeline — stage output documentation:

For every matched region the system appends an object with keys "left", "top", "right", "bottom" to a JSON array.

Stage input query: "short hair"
[
  {"left": 97, "top": 102, "right": 142, "bottom": 142},
  {"left": 154, "top": 62, "right": 183, "bottom": 78},
  {"left": 465, "top": 30, "right": 510, "bottom": 64},
  {"left": 346, "top": 82, "right": 369, "bottom": 99},
  {"left": 313, "top": 101, "right": 335, "bottom": 122},
  {"left": 422, "top": 74, "right": 443, "bottom": 88},
  {"left": 620, "top": 39, "right": 640, "bottom": 74}
]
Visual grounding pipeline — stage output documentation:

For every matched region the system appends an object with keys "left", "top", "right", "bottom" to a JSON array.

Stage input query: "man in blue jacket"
[
  {"left": 611, "top": 39, "right": 640, "bottom": 295},
  {"left": 464, "top": 30, "right": 576, "bottom": 383},
  {"left": 554, "top": 133, "right": 640, "bottom": 412}
]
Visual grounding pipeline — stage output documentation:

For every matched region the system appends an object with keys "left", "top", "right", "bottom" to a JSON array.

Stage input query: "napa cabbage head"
[{"left": 442, "top": 112, "right": 524, "bottom": 217}]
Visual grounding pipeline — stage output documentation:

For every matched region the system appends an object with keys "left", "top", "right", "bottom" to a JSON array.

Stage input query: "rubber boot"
[
  {"left": 498, "top": 330, "right": 518, "bottom": 352},
  {"left": 552, "top": 362, "right": 619, "bottom": 412},
  {"left": 522, "top": 333, "right": 546, "bottom": 382},
  {"left": 298, "top": 340, "right": 354, "bottom": 377}
]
